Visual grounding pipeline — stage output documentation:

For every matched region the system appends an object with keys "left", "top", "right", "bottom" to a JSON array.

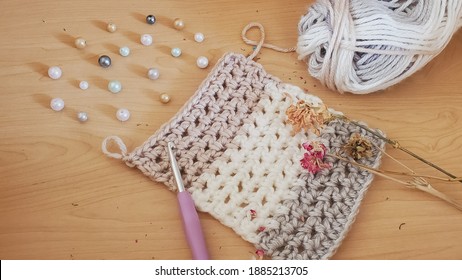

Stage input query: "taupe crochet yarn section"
[
  {"left": 122, "top": 53, "right": 280, "bottom": 191},
  {"left": 257, "top": 119, "right": 385, "bottom": 260}
]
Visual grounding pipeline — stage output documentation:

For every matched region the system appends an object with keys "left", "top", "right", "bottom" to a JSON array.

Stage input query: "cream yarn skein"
[{"left": 297, "top": 0, "right": 462, "bottom": 94}]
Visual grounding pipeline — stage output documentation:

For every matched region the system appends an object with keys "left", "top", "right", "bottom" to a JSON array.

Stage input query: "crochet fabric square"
[{"left": 102, "top": 51, "right": 385, "bottom": 260}]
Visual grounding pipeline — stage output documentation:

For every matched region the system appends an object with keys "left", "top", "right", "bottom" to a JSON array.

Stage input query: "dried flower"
[
  {"left": 300, "top": 141, "right": 331, "bottom": 174},
  {"left": 286, "top": 100, "right": 333, "bottom": 135},
  {"left": 250, "top": 209, "right": 257, "bottom": 220},
  {"left": 302, "top": 141, "right": 327, "bottom": 158},
  {"left": 258, "top": 226, "right": 266, "bottom": 232},
  {"left": 255, "top": 249, "right": 265, "bottom": 259},
  {"left": 344, "top": 133, "right": 373, "bottom": 160}
]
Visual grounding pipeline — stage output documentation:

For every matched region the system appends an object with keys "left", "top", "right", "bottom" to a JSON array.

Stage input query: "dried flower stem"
[
  {"left": 329, "top": 153, "right": 462, "bottom": 211},
  {"left": 344, "top": 118, "right": 462, "bottom": 184},
  {"left": 372, "top": 143, "right": 462, "bottom": 182},
  {"left": 376, "top": 169, "right": 462, "bottom": 182},
  {"left": 374, "top": 143, "right": 414, "bottom": 174}
]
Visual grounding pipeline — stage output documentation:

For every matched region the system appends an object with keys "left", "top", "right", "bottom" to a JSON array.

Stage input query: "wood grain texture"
[{"left": 0, "top": 0, "right": 461, "bottom": 260}]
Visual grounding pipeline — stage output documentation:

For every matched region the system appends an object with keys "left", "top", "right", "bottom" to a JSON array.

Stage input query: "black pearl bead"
[
  {"left": 146, "top": 14, "right": 156, "bottom": 25},
  {"left": 98, "top": 55, "right": 111, "bottom": 68}
]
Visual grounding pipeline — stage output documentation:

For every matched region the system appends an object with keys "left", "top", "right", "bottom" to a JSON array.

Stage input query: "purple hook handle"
[{"left": 177, "top": 191, "right": 209, "bottom": 260}]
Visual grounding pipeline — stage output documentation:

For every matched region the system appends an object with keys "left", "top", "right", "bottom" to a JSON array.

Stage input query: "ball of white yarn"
[{"left": 297, "top": 0, "right": 462, "bottom": 94}]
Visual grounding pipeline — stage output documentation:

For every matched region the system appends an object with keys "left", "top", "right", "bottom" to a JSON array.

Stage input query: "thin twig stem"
[
  {"left": 329, "top": 153, "right": 462, "bottom": 212},
  {"left": 346, "top": 119, "right": 462, "bottom": 184}
]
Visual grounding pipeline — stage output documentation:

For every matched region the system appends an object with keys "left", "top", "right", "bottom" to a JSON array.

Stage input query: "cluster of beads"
[{"left": 49, "top": 15, "right": 210, "bottom": 122}]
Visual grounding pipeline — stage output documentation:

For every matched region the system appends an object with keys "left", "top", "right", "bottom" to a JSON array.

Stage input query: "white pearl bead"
[
  {"left": 140, "top": 34, "right": 153, "bottom": 46},
  {"left": 147, "top": 68, "right": 160, "bottom": 80},
  {"left": 48, "top": 66, "right": 62, "bottom": 80},
  {"left": 171, "top": 47, "right": 182, "bottom": 57},
  {"left": 77, "top": 111, "right": 88, "bottom": 122},
  {"left": 196, "top": 56, "right": 209, "bottom": 69},
  {"left": 116, "top": 108, "right": 130, "bottom": 122},
  {"left": 194, "top": 32, "right": 205, "bottom": 43},
  {"left": 79, "top": 81, "right": 89, "bottom": 90},
  {"left": 50, "top": 98, "right": 65, "bottom": 111},
  {"left": 108, "top": 80, "right": 122, "bottom": 93},
  {"left": 119, "top": 46, "right": 130, "bottom": 57}
]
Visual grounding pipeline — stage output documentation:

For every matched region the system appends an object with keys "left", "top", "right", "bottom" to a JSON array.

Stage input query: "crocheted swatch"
[{"left": 103, "top": 53, "right": 385, "bottom": 259}]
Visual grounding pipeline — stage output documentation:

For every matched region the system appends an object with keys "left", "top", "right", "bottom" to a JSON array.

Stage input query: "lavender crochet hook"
[{"left": 167, "top": 142, "right": 209, "bottom": 260}]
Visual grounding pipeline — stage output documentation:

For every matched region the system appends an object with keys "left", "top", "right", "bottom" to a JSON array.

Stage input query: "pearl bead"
[
  {"left": 160, "top": 93, "right": 171, "bottom": 104},
  {"left": 196, "top": 56, "right": 209, "bottom": 69},
  {"left": 119, "top": 46, "right": 130, "bottom": 57},
  {"left": 194, "top": 33, "right": 205, "bottom": 43},
  {"left": 48, "top": 66, "right": 62, "bottom": 80},
  {"left": 140, "top": 34, "right": 153, "bottom": 46},
  {"left": 173, "top": 18, "right": 185, "bottom": 30},
  {"left": 107, "top": 80, "right": 122, "bottom": 93},
  {"left": 107, "top": 22, "right": 117, "bottom": 33},
  {"left": 171, "top": 47, "right": 182, "bottom": 57},
  {"left": 146, "top": 15, "right": 156, "bottom": 25},
  {"left": 147, "top": 68, "right": 160, "bottom": 80},
  {"left": 98, "top": 55, "right": 111, "bottom": 68},
  {"left": 79, "top": 80, "right": 89, "bottom": 90},
  {"left": 50, "top": 98, "right": 65, "bottom": 111},
  {"left": 74, "top": 37, "right": 86, "bottom": 49},
  {"left": 116, "top": 108, "right": 130, "bottom": 122},
  {"left": 77, "top": 111, "right": 88, "bottom": 122}
]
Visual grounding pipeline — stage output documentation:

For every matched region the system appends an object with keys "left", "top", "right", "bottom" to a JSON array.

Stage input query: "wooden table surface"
[{"left": 1, "top": 0, "right": 462, "bottom": 260}]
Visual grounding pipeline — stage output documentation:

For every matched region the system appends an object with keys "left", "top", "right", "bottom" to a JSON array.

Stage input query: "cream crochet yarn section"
[
  {"left": 297, "top": 0, "right": 462, "bottom": 94},
  {"left": 190, "top": 83, "right": 321, "bottom": 244}
]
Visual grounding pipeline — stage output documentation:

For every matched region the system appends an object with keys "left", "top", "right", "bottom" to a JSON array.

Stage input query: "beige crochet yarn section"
[
  {"left": 297, "top": 0, "right": 462, "bottom": 94},
  {"left": 102, "top": 23, "right": 386, "bottom": 259}
]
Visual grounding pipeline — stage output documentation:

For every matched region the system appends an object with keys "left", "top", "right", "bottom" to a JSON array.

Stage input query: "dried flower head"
[
  {"left": 344, "top": 133, "right": 373, "bottom": 160},
  {"left": 300, "top": 141, "right": 331, "bottom": 174},
  {"left": 302, "top": 141, "right": 327, "bottom": 158},
  {"left": 250, "top": 209, "right": 257, "bottom": 220},
  {"left": 286, "top": 100, "right": 334, "bottom": 135},
  {"left": 255, "top": 249, "right": 265, "bottom": 259}
]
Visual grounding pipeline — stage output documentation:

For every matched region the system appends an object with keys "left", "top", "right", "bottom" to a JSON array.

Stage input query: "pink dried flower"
[
  {"left": 300, "top": 141, "right": 331, "bottom": 174},
  {"left": 302, "top": 142, "right": 327, "bottom": 158},
  {"left": 255, "top": 249, "right": 265, "bottom": 258},
  {"left": 250, "top": 209, "right": 257, "bottom": 220}
]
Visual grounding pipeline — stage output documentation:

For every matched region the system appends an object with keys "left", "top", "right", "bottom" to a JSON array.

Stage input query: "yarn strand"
[{"left": 241, "top": 22, "right": 296, "bottom": 60}]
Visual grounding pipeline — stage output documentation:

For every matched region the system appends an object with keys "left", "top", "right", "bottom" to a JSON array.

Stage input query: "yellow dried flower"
[{"left": 344, "top": 133, "right": 373, "bottom": 160}]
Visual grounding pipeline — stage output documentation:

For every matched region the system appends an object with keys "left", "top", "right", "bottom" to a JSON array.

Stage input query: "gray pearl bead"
[
  {"left": 146, "top": 15, "right": 156, "bottom": 25},
  {"left": 98, "top": 55, "right": 111, "bottom": 68}
]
